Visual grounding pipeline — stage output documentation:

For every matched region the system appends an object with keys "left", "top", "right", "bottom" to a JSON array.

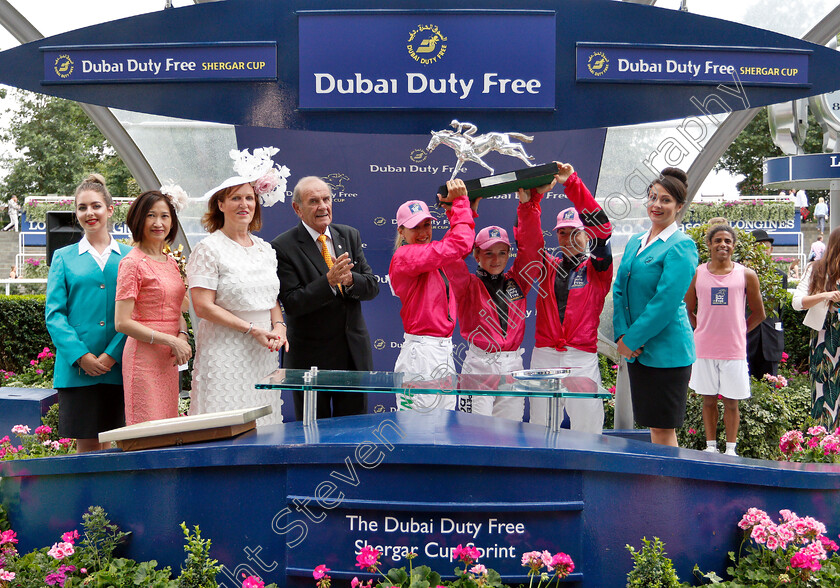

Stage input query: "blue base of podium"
[
  {"left": 0, "top": 387, "right": 57, "bottom": 435},
  {"left": 0, "top": 410, "right": 836, "bottom": 587}
]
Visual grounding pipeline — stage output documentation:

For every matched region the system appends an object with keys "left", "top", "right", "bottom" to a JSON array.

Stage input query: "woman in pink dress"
[{"left": 115, "top": 190, "right": 192, "bottom": 425}]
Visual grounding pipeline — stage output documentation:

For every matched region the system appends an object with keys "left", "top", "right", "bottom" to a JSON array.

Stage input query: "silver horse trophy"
[
  {"left": 426, "top": 120, "right": 559, "bottom": 201},
  {"left": 427, "top": 120, "right": 536, "bottom": 180}
]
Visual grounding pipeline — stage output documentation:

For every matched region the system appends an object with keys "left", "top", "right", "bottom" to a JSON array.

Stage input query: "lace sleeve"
[
  {"left": 186, "top": 240, "right": 219, "bottom": 291},
  {"left": 115, "top": 255, "right": 140, "bottom": 301}
]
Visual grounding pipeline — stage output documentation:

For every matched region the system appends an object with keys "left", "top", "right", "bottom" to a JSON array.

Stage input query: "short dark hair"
[
  {"left": 125, "top": 190, "right": 179, "bottom": 244},
  {"left": 201, "top": 183, "right": 262, "bottom": 233},
  {"left": 706, "top": 224, "right": 736, "bottom": 244}
]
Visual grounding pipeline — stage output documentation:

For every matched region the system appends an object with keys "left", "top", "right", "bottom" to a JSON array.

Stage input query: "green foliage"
[
  {"left": 176, "top": 523, "right": 221, "bottom": 588},
  {"left": 715, "top": 108, "right": 826, "bottom": 196},
  {"left": 0, "top": 295, "right": 50, "bottom": 373},
  {"left": 684, "top": 200, "right": 795, "bottom": 224},
  {"left": 677, "top": 373, "right": 813, "bottom": 459},
  {"left": 782, "top": 295, "right": 810, "bottom": 372},
  {"left": 78, "top": 506, "right": 132, "bottom": 572},
  {"left": 379, "top": 563, "right": 443, "bottom": 588},
  {"left": 83, "top": 558, "right": 174, "bottom": 588},
  {"left": 685, "top": 224, "right": 785, "bottom": 315},
  {"left": 625, "top": 537, "right": 684, "bottom": 588},
  {"left": 24, "top": 198, "right": 133, "bottom": 225},
  {"left": 0, "top": 90, "right": 136, "bottom": 197}
]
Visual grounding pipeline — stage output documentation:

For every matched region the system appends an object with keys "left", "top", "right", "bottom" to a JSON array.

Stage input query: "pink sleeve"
[
  {"left": 511, "top": 193, "right": 545, "bottom": 293},
  {"left": 390, "top": 195, "right": 475, "bottom": 277},
  {"left": 115, "top": 256, "right": 140, "bottom": 301},
  {"left": 564, "top": 172, "right": 612, "bottom": 241}
]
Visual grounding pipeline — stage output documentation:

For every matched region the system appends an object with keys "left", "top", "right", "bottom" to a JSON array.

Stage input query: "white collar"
[
  {"left": 78, "top": 234, "right": 120, "bottom": 256},
  {"left": 302, "top": 222, "right": 333, "bottom": 243},
  {"left": 640, "top": 222, "right": 678, "bottom": 247}
]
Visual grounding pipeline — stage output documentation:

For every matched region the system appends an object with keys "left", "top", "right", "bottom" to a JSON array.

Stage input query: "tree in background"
[
  {"left": 0, "top": 89, "right": 138, "bottom": 200},
  {"left": 715, "top": 108, "right": 825, "bottom": 196}
]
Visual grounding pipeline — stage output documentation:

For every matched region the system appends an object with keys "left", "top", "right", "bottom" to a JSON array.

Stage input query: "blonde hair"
[{"left": 74, "top": 173, "right": 112, "bottom": 207}]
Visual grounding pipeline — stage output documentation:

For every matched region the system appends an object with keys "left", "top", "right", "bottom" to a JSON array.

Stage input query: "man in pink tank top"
[{"left": 684, "top": 224, "right": 765, "bottom": 456}]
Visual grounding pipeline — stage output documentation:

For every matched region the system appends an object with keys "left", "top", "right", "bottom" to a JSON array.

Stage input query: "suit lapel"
[
  {"left": 331, "top": 225, "right": 347, "bottom": 260},
  {"left": 297, "top": 222, "right": 329, "bottom": 274}
]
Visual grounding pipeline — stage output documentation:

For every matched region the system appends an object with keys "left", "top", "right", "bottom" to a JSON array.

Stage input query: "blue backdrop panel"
[
  {"left": 0, "top": 0, "right": 839, "bottom": 132},
  {"left": 3, "top": 411, "right": 840, "bottom": 587}
]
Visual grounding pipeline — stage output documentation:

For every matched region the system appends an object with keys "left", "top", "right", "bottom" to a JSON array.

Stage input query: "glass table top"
[{"left": 256, "top": 369, "right": 610, "bottom": 399}]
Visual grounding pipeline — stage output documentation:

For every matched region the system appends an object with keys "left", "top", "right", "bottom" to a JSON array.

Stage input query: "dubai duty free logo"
[
  {"left": 54, "top": 54, "right": 74, "bottom": 78},
  {"left": 407, "top": 24, "right": 447, "bottom": 65},
  {"left": 587, "top": 51, "right": 608, "bottom": 76}
]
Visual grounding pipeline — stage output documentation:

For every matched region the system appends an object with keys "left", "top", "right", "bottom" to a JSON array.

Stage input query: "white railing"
[
  {"left": 769, "top": 231, "right": 805, "bottom": 274},
  {"left": 14, "top": 231, "right": 46, "bottom": 276},
  {"left": 696, "top": 193, "right": 797, "bottom": 203},
  {"left": 0, "top": 278, "right": 47, "bottom": 296}
]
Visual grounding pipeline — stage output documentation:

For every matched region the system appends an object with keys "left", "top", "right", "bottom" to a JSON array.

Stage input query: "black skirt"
[
  {"left": 58, "top": 383, "right": 125, "bottom": 439},
  {"left": 627, "top": 361, "right": 692, "bottom": 429}
]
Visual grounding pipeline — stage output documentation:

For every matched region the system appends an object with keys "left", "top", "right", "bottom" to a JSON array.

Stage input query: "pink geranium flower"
[
  {"left": 47, "top": 541, "right": 74, "bottom": 560},
  {"left": 61, "top": 530, "right": 79, "bottom": 544},
  {"left": 452, "top": 544, "right": 480, "bottom": 565},
  {"left": 469, "top": 564, "right": 487, "bottom": 575},
  {"left": 10, "top": 425, "right": 29, "bottom": 436},
  {"left": 355, "top": 545, "right": 381, "bottom": 572},
  {"left": 241, "top": 575, "right": 264, "bottom": 588},
  {"left": 312, "top": 565, "right": 330, "bottom": 579}
]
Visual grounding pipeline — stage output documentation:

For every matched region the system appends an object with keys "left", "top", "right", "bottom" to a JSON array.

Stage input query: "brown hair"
[
  {"left": 201, "top": 183, "right": 262, "bottom": 233},
  {"left": 651, "top": 167, "right": 688, "bottom": 205},
  {"left": 74, "top": 173, "right": 112, "bottom": 207},
  {"left": 809, "top": 226, "right": 840, "bottom": 296},
  {"left": 125, "top": 190, "right": 178, "bottom": 244}
]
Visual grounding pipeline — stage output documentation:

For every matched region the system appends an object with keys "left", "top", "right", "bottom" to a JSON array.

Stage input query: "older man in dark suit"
[{"left": 271, "top": 176, "right": 379, "bottom": 419}]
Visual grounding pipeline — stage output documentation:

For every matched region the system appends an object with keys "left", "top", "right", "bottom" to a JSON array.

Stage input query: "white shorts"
[
  {"left": 459, "top": 344, "right": 525, "bottom": 421},
  {"left": 394, "top": 334, "right": 457, "bottom": 411},
  {"left": 529, "top": 346, "right": 603, "bottom": 433},
  {"left": 689, "top": 358, "right": 751, "bottom": 400}
]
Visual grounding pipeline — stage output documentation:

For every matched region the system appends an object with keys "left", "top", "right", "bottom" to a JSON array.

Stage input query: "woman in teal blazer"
[
  {"left": 613, "top": 168, "right": 698, "bottom": 446},
  {"left": 45, "top": 174, "right": 132, "bottom": 452}
]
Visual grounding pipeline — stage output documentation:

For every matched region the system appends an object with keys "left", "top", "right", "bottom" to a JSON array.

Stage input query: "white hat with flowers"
[{"left": 202, "top": 147, "right": 291, "bottom": 207}]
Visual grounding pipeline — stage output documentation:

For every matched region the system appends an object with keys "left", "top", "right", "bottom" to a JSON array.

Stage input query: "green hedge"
[{"left": 0, "top": 295, "right": 51, "bottom": 372}]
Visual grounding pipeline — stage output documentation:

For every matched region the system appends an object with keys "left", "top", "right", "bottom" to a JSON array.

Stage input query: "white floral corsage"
[{"left": 159, "top": 184, "right": 190, "bottom": 213}]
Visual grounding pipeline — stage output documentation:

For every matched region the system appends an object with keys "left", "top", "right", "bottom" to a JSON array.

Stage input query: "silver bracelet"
[
  {"left": 178, "top": 330, "right": 189, "bottom": 337},
  {"left": 244, "top": 322, "right": 253, "bottom": 335},
  {"left": 149, "top": 330, "right": 156, "bottom": 345},
  {"left": 274, "top": 321, "right": 286, "bottom": 327}
]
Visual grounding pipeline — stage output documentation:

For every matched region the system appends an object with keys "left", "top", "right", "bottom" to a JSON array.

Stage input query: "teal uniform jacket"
[
  {"left": 45, "top": 241, "right": 132, "bottom": 388},
  {"left": 613, "top": 229, "right": 698, "bottom": 368}
]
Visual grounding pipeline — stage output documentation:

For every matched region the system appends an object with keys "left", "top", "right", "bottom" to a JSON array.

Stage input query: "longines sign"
[
  {"left": 298, "top": 12, "right": 556, "bottom": 109},
  {"left": 41, "top": 42, "right": 277, "bottom": 84}
]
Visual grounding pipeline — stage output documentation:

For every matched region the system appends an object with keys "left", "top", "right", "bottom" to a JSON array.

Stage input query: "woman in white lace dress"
[{"left": 186, "top": 178, "right": 288, "bottom": 425}]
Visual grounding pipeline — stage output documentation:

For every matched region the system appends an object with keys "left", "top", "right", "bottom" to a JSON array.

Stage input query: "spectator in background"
[
  {"left": 809, "top": 235, "right": 826, "bottom": 262},
  {"left": 685, "top": 224, "right": 765, "bottom": 457},
  {"left": 8, "top": 266, "right": 16, "bottom": 280},
  {"left": 796, "top": 188, "right": 809, "bottom": 222},
  {"left": 793, "top": 226, "right": 840, "bottom": 429},
  {"left": 747, "top": 229, "right": 786, "bottom": 378},
  {"left": 2, "top": 195, "right": 20, "bottom": 232},
  {"left": 814, "top": 197, "right": 829, "bottom": 236}
]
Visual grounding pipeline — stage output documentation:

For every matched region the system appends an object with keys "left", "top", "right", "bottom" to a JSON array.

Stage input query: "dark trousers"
[{"left": 748, "top": 355, "right": 778, "bottom": 379}]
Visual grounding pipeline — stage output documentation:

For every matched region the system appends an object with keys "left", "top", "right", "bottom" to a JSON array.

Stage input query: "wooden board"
[{"left": 116, "top": 421, "right": 256, "bottom": 451}]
